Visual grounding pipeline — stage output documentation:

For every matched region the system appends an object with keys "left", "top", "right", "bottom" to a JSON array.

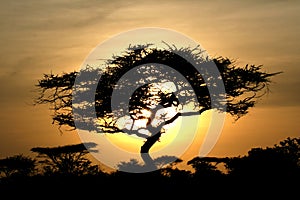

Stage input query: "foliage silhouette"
[
  {"left": 187, "top": 156, "right": 224, "bottom": 178},
  {"left": 224, "top": 137, "right": 300, "bottom": 179},
  {"left": 34, "top": 43, "right": 281, "bottom": 168},
  {"left": 116, "top": 155, "right": 182, "bottom": 173},
  {"left": 0, "top": 137, "right": 299, "bottom": 197},
  {"left": 30, "top": 142, "right": 101, "bottom": 176},
  {"left": 0, "top": 154, "right": 36, "bottom": 178}
]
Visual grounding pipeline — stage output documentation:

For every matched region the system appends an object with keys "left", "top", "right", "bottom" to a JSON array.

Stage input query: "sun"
[
  {"left": 104, "top": 80, "right": 184, "bottom": 153},
  {"left": 106, "top": 106, "right": 182, "bottom": 153}
]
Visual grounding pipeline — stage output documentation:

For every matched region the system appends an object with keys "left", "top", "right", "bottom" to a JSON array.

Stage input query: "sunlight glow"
[
  {"left": 105, "top": 110, "right": 214, "bottom": 156},
  {"left": 104, "top": 76, "right": 210, "bottom": 154}
]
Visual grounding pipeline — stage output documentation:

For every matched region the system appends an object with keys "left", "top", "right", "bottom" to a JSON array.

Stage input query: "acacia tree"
[
  {"left": 34, "top": 44, "right": 281, "bottom": 169},
  {"left": 31, "top": 143, "right": 100, "bottom": 176},
  {"left": 187, "top": 156, "right": 227, "bottom": 178}
]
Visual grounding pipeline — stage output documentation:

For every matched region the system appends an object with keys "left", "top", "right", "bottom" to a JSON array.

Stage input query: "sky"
[{"left": 0, "top": 0, "right": 300, "bottom": 171}]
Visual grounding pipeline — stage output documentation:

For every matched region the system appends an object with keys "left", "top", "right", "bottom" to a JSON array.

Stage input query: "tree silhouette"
[
  {"left": 31, "top": 143, "right": 100, "bottom": 176},
  {"left": 34, "top": 44, "right": 281, "bottom": 169},
  {"left": 187, "top": 156, "right": 224, "bottom": 179},
  {"left": 0, "top": 154, "right": 36, "bottom": 178},
  {"left": 224, "top": 137, "right": 300, "bottom": 179},
  {"left": 0, "top": 137, "right": 298, "bottom": 197}
]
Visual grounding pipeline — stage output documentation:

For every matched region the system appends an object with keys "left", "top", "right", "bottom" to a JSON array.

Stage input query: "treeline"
[{"left": 0, "top": 137, "right": 299, "bottom": 197}]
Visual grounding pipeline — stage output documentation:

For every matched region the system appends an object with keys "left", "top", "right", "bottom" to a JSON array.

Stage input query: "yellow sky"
[{"left": 0, "top": 0, "right": 300, "bottom": 171}]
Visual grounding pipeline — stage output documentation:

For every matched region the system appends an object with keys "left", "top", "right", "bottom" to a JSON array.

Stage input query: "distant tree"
[
  {"left": 224, "top": 137, "right": 300, "bottom": 178},
  {"left": 274, "top": 137, "right": 300, "bottom": 167},
  {"left": 187, "top": 156, "right": 224, "bottom": 178},
  {"left": 0, "top": 154, "right": 36, "bottom": 178},
  {"left": 30, "top": 143, "right": 101, "bottom": 176},
  {"left": 34, "top": 44, "right": 281, "bottom": 168}
]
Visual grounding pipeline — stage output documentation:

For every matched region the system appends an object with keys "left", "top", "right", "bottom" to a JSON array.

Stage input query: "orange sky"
[{"left": 0, "top": 0, "right": 299, "bottom": 171}]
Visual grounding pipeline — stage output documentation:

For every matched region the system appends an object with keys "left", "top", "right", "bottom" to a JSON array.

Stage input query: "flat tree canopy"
[{"left": 34, "top": 44, "right": 281, "bottom": 155}]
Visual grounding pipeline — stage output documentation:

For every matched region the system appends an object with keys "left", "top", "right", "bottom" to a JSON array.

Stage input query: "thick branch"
[
  {"left": 164, "top": 107, "right": 208, "bottom": 126},
  {"left": 140, "top": 108, "right": 207, "bottom": 154}
]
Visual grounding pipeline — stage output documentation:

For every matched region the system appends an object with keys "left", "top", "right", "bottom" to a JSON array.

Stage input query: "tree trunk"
[
  {"left": 140, "top": 131, "right": 162, "bottom": 171},
  {"left": 140, "top": 131, "right": 162, "bottom": 153},
  {"left": 140, "top": 153, "right": 157, "bottom": 171},
  {"left": 139, "top": 109, "right": 206, "bottom": 170}
]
